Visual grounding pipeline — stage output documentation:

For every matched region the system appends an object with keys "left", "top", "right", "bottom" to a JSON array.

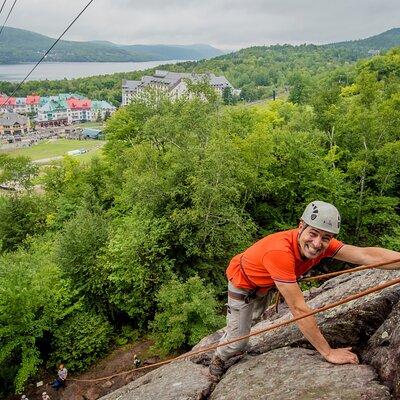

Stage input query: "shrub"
[
  {"left": 150, "top": 276, "right": 224, "bottom": 355},
  {"left": 55, "top": 209, "right": 111, "bottom": 314},
  {"left": 0, "top": 194, "right": 49, "bottom": 253},
  {"left": 48, "top": 311, "right": 113, "bottom": 372},
  {"left": 115, "top": 325, "right": 140, "bottom": 346}
]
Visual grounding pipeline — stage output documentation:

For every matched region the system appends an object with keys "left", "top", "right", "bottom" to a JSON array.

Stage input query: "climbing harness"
[
  {"left": 236, "top": 254, "right": 276, "bottom": 304},
  {"left": 68, "top": 258, "right": 400, "bottom": 383}
]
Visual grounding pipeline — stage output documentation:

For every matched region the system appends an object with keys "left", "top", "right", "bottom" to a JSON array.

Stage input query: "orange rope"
[
  {"left": 69, "top": 259, "right": 400, "bottom": 383},
  {"left": 299, "top": 258, "right": 400, "bottom": 282}
]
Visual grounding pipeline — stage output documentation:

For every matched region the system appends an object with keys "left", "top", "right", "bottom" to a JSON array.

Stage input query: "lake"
[{"left": 0, "top": 60, "right": 184, "bottom": 82}]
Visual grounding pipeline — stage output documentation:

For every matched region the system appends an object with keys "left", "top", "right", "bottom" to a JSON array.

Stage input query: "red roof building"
[
  {"left": 66, "top": 98, "right": 91, "bottom": 110},
  {"left": 0, "top": 96, "right": 16, "bottom": 106},
  {"left": 26, "top": 95, "right": 41, "bottom": 105}
]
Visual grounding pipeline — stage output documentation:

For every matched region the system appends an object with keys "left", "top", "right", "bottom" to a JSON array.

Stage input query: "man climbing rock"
[{"left": 209, "top": 200, "right": 400, "bottom": 380}]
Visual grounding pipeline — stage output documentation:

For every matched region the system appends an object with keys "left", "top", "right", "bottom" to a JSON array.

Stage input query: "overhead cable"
[
  {"left": 0, "top": 0, "right": 17, "bottom": 36},
  {"left": 0, "top": 0, "right": 7, "bottom": 18},
  {"left": 0, "top": 0, "right": 94, "bottom": 105}
]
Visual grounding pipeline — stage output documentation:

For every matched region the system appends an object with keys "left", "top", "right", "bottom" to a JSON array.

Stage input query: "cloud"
[{"left": 6, "top": 0, "right": 400, "bottom": 49}]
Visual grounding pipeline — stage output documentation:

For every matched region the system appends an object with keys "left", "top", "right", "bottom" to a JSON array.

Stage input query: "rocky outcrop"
[
  {"left": 99, "top": 269, "right": 400, "bottom": 400},
  {"left": 99, "top": 361, "right": 212, "bottom": 400},
  {"left": 363, "top": 300, "right": 400, "bottom": 398},
  {"left": 210, "top": 347, "right": 391, "bottom": 400}
]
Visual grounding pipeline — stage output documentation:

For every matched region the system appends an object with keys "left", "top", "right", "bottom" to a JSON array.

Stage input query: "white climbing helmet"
[{"left": 301, "top": 200, "right": 341, "bottom": 234}]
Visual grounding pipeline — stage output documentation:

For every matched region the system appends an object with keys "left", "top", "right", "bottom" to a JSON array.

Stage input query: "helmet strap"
[
  {"left": 298, "top": 221, "right": 308, "bottom": 238},
  {"left": 297, "top": 221, "right": 309, "bottom": 259}
]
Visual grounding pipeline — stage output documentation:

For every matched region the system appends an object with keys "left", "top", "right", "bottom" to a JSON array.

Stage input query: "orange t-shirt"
[{"left": 226, "top": 228, "right": 343, "bottom": 289}]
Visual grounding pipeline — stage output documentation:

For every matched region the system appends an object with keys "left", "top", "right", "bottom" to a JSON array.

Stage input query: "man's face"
[{"left": 298, "top": 222, "right": 334, "bottom": 259}]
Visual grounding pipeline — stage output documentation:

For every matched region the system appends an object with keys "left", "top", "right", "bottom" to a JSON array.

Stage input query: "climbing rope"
[
  {"left": 299, "top": 258, "right": 400, "bottom": 282},
  {"left": 69, "top": 258, "right": 400, "bottom": 383}
]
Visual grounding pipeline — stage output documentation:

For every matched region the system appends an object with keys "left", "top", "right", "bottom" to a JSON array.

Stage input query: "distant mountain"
[
  {"left": 324, "top": 28, "right": 400, "bottom": 54},
  {"left": 0, "top": 27, "right": 224, "bottom": 64},
  {"left": 160, "top": 27, "right": 400, "bottom": 102},
  {"left": 116, "top": 44, "right": 223, "bottom": 61}
]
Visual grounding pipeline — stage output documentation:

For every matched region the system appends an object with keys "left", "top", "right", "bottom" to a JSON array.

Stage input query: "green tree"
[
  {"left": 0, "top": 155, "right": 38, "bottom": 190},
  {"left": 54, "top": 209, "right": 111, "bottom": 315},
  {"left": 288, "top": 71, "right": 314, "bottom": 104},
  {"left": 222, "top": 86, "right": 238, "bottom": 105},
  {"left": 150, "top": 276, "right": 224, "bottom": 354},
  {"left": 325, "top": 49, "right": 400, "bottom": 243},
  {"left": 0, "top": 194, "right": 49, "bottom": 253},
  {"left": 42, "top": 156, "right": 115, "bottom": 227},
  {"left": 105, "top": 210, "right": 174, "bottom": 328},
  {"left": 0, "top": 239, "right": 74, "bottom": 393},
  {"left": 48, "top": 311, "right": 112, "bottom": 372}
]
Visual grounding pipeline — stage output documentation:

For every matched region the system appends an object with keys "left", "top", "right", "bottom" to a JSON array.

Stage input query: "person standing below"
[
  {"left": 209, "top": 200, "right": 400, "bottom": 380},
  {"left": 133, "top": 354, "right": 141, "bottom": 368},
  {"left": 51, "top": 363, "right": 68, "bottom": 390},
  {"left": 42, "top": 391, "right": 51, "bottom": 400}
]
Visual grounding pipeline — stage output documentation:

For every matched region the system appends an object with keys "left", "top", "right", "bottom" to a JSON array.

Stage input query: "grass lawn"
[
  {"left": 3, "top": 139, "right": 105, "bottom": 162},
  {"left": 74, "top": 121, "right": 106, "bottom": 129}
]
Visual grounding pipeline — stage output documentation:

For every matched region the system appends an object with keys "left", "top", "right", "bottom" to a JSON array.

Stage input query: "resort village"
[{"left": 0, "top": 70, "right": 236, "bottom": 142}]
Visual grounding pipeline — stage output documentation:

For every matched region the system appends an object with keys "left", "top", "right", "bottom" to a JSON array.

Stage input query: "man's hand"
[{"left": 323, "top": 347, "right": 359, "bottom": 365}]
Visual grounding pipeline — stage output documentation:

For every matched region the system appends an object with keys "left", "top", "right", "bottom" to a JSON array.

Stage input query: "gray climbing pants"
[{"left": 216, "top": 282, "right": 276, "bottom": 361}]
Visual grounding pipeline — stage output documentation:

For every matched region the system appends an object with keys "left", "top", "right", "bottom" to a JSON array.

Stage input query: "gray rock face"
[
  {"left": 99, "top": 361, "right": 212, "bottom": 400},
  {"left": 191, "top": 329, "right": 224, "bottom": 362},
  {"left": 210, "top": 347, "right": 391, "bottom": 400},
  {"left": 363, "top": 301, "right": 400, "bottom": 398}
]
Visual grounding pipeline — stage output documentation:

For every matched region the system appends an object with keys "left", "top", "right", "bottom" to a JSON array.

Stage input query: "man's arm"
[
  {"left": 334, "top": 245, "right": 400, "bottom": 269},
  {"left": 274, "top": 281, "right": 359, "bottom": 365}
]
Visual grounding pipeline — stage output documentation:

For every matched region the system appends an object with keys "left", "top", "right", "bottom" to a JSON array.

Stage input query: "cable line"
[
  {"left": 0, "top": 0, "right": 7, "bottom": 18},
  {"left": 0, "top": 0, "right": 94, "bottom": 106},
  {"left": 299, "top": 257, "right": 400, "bottom": 282},
  {"left": 0, "top": 0, "right": 17, "bottom": 36}
]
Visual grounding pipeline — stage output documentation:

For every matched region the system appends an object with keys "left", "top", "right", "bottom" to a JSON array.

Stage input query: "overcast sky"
[{"left": 5, "top": 0, "right": 400, "bottom": 50}]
